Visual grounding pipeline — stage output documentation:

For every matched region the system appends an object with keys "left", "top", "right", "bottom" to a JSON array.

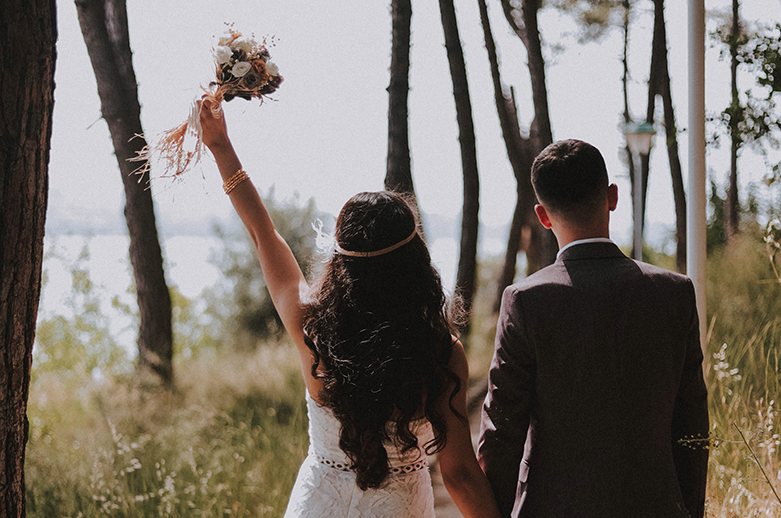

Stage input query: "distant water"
[{"left": 39, "top": 233, "right": 504, "bottom": 347}]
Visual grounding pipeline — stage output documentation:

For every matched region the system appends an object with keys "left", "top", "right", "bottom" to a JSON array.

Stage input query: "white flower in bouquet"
[
  {"left": 266, "top": 61, "right": 279, "bottom": 76},
  {"left": 230, "top": 61, "right": 252, "bottom": 77},
  {"left": 214, "top": 45, "right": 233, "bottom": 65},
  {"left": 233, "top": 36, "right": 253, "bottom": 54}
]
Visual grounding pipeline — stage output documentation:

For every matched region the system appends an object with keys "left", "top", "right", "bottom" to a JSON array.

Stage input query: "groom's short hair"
[{"left": 531, "top": 139, "right": 609, "bottom": 218}]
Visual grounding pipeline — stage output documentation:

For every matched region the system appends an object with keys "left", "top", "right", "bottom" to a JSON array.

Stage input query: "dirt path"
[{"left": 430, "top": 380, "right": 487, "bottom": 517}]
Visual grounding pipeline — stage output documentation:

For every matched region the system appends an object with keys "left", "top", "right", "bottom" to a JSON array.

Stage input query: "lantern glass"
[{"left": 624, "top": 121, "right": 656, "bottom": 155}]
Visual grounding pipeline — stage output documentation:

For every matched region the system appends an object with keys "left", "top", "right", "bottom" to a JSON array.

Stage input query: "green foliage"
[
  {"left": 35, "top": 241, "right": 224, "bottom": 380},
  {"left": 550, "top": 0, "right": 626, "bottom": 43},
  {"left": 712, "top": 20, "right": 781, "bottom": 156},
  {"left": 707, "top": 180, "right": 728, "bottom": 251},
  {"left": 204, "top": 191, "right": 321, "bottom": 349},
  {"left": 738, "top": 23, "right": 781, "bottom": 97},
  {"left": 33, "top": 243, "right": 130, "bottom": 380}
]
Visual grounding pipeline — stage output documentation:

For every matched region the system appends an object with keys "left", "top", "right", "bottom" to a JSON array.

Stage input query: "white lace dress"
[{"left": 284, "top": 391, "right": 436, "bottom": 517}]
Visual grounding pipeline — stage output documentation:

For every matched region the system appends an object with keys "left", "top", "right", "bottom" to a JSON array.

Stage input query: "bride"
[{"left": 198, "top": 97, "right": 501, "bottom": 518}]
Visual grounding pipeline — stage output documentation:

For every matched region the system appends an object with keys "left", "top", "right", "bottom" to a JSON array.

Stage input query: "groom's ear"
[
  {"left": 535, "top": 204, "right": 553, "bottom": 229},
  {"left": 607, "top": 183, "right": 618, "bottom": 211}
]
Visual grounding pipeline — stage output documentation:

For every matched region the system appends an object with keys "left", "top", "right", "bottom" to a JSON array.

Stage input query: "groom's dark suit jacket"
[{"left": 478, "top": 241, "right": 709, "bottom": 518}]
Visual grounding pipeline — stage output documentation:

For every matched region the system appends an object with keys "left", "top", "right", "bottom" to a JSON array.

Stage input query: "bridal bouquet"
[{"left": 131, "top": 27, "right": 283, "bottom": 181}]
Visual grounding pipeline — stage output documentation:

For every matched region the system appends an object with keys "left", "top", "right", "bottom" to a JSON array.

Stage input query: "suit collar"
[{"left": 556, "top": 240, "right": 626, "bottom": 262}]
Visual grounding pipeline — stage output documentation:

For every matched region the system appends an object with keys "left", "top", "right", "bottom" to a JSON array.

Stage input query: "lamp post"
[{"left": 624, "top": 121, "right": 656, "bottom": 261}]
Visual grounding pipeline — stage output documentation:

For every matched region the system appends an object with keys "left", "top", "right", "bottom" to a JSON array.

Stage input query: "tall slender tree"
[
  {"left": 438, "top": 0, "right": 480, "bottom": 327},
  {"left": 76, "top": 0, "right": 173, "bottom": 385},
  {"left": 655, "top": 0, "right": 687, "bottom": 271},
  {"left": 385, "top": 0, "right": 417, "bottom": 205},
  {"left": 639, "top": 0, "right": 686, "bottom": 270},
  {"left": 0, "top": 0, "right": 57, "bottom": 514},
  {"left": 725, "top": 0, "right": 742, "bottom": 239},
  {"left": 494, "top": 0, "right": 558, "bottom": 299},
  {"left": 504, "top": 0, "right": 554, "bottom": 148},
  {"left": 477, "top": 0, "right": 536, "bottom": 311},
  {"left": 621, "top": 0, "right": 637, "bottom": 222}
]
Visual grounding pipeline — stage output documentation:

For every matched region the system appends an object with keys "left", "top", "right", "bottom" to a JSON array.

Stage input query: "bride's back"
[{"left": 300, "top": 191, "right": 462, "bottom": 490}]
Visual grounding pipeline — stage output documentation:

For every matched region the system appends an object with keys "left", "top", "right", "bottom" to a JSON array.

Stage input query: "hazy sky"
[{"left": 48, "top": 0, "right": 779, "bottom": 252}]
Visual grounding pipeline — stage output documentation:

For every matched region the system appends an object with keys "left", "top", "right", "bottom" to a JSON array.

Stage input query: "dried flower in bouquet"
[{"left": 130, "top": 27, "right": 283, "bottom": 182}]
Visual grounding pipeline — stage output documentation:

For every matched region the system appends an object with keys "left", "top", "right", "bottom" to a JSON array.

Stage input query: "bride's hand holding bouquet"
[
  {"left": 131, "top": 27, "right": 282, "bottom": 182},
  {"left": 198, "top": 97, "right": 231, "bottom": 153}
]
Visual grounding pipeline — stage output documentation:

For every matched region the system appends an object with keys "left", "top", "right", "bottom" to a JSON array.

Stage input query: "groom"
[{"left": 478, "top": 139, "right": 709, "bottom": 517}]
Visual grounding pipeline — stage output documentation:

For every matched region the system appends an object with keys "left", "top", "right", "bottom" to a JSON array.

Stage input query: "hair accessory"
[
  {"left": 224, "top": 168, "right": 249, "bottom": 194},
  {"left": 334, "top": 229, "right": 417, "bottom": 258}
]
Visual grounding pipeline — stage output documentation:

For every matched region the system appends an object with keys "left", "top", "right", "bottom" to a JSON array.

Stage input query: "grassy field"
[
  {"left": 25, "top": 346, "right": 309, "bottom": 517},
  {"left": 25, "top": 234, "right": 780, "bottom": 516}
]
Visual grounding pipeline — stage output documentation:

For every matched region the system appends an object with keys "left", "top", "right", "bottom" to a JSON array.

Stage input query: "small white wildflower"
[
  {"left": 230, "top": 61, "right": 251, "bottom": 78},
  {"left": 266, "top": 61, "right": 279, "bottom": 76}
]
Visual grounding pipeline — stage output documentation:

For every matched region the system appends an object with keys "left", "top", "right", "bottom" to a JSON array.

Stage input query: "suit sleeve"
[
  {"left": 478, "top": 286, "right": 535, "bottom": 517},
  {"left": 671, "top": 279, "right": 709, "bottom": 518}
]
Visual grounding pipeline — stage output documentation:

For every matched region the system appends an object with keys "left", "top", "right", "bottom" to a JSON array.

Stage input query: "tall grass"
[
  {"left": 25, "top": 345, "right": 308, "bottom": 517},
  {"left": 704, "top": 234, "right": 781, "bottom": 516},
  {"left": 24, "top": 233, "right": 780, "bottom": 516}
]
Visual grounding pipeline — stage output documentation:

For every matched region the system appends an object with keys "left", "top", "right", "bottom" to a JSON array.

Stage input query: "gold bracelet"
[
  {"left": 224, "top": 168, "right": 248, "bottom": 193},
  {"left": 223, "top": 168, "right": 249, "bottom": 195}
]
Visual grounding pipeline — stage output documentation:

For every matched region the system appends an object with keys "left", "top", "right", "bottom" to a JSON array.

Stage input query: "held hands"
[{"left": 197, "top": 95, "right": 231, "bottom": 152}]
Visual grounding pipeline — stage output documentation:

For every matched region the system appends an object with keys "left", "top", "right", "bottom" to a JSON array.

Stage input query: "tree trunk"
[
  {"left": 386, "top": 0, "right": 415, "bottom": 195},
  {"left": 641, "top": 0, "right": 687, "bottom": 270},
  {"left": 519, "top": 0, "right": 553, "bottom": 149},
  {"left": 75, "top": 0, "right": 173, "bottom": 385},
  {"left": 477, "top": 0, "right": 537, "bottom": 311},
  {"left": 726, "top": 0, "right": 741, "bottom": 239},
  {"left": 654, "top": 0, "right": 687, "bottom": 272},
  {"left": 637, "top": 9, "right": 663, "bottom": 261},
  {"left": 0, "top": 1, "right": 57, "bottom": 514},
  {"left": 438, "top": 0, "right": 480, "bottom": 330},
  {"left": 501, "top": 0, "right": 558, "bottom": 269},
  {"left": 622, "top": 0, "right": 636, "bottom": 215}
]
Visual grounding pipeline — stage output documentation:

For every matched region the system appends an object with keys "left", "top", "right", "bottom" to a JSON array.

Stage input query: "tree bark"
[
  {"left": 518, "top": 0, "right": 553, "bottom": 149},
  {"left": 726, "top": 0, "right": 741, "bottom": 238},
  {"left": 438, "top": 0, "right": 480, "bottom": 329},
  {"left": 500, "top": 0, "right": 558, "bottom": 272},
  {"left": 0, "top": 0, "right": 57, "bottom": 514},
  {"left": 75, "top": 0, "right": 173, "bottom": 385},
  {"left": 637, "top": 8, "right": 662, "bottom": 261},
  {"left": 642, "top": 0, "right": 687, "bottom": 270},
  {"left": 654, "top": 0, "right": 687, "bottom": 272},
  {"left": 385, "top": 0, "right": 417, "bottom": 203},
  {"left": 622, "top": 0, "right": 636, "bottom": 213},
  {"left": 478, "top": 0, "right": 536, "bottom": 311}
]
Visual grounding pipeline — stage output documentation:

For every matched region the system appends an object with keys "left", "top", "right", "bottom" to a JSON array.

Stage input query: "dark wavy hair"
[{"left": 302, "top": 191, "right": 463, "bottom": 490}]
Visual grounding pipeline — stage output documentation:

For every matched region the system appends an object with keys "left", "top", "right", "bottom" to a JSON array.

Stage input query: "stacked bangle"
[{"left": 223, "top": 168, "right": 249, "bottom": 195}]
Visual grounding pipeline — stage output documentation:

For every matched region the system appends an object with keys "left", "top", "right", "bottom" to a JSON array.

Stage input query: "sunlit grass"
[
  {"left": 25, "top": 345, "right": 308, "bottom": 517},
  {"left": 24, "top": 233, "right": 780, "bottom": 516}
]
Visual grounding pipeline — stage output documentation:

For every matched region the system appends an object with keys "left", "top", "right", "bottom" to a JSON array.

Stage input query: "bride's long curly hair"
[{"left": 302, "top": 191, "right": 463, "bottom": 490}]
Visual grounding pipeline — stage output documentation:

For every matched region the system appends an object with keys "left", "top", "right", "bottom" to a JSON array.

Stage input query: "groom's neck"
[{"left": 552, "top": 223, "right": 611, "bottom": 250}]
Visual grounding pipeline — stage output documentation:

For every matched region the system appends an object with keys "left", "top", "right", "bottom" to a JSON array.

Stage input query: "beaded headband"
[{"left": 334, "top": 229, "right": 418, "bottom": 258}]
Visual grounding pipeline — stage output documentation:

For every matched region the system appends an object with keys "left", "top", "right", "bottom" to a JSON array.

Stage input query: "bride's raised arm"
[{"left": 198, "top": 97, "right": 309, "bottom": 347}]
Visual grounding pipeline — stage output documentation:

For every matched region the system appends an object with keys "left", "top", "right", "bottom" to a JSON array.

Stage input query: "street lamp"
[{"left": 624, "top": 121, "right": 656, "bottom": 260}]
